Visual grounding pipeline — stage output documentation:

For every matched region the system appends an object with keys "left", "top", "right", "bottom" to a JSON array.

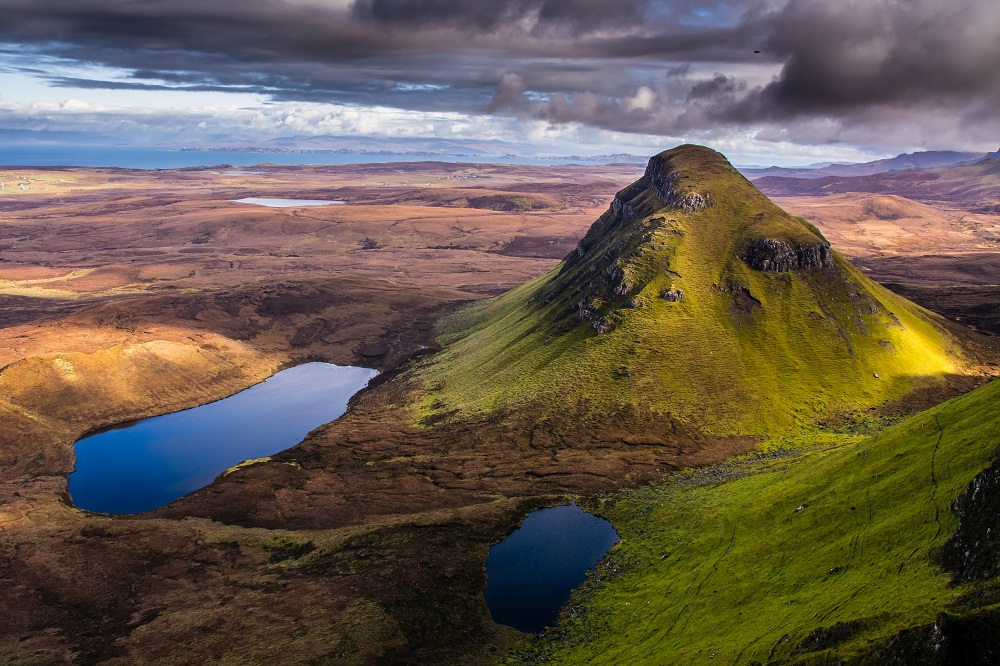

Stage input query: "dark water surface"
[
  {"left": 69, "top": 362, "right": 377, "bottom": 514},
  {"left": 484, "top": 502, "right": 619, "bottom": 633}
]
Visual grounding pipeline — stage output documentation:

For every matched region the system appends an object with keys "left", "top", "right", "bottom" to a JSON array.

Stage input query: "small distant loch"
[
  {"left": 69, "top": 362, "right": 377, "bottom": 514},
  {"left": 484, "top": 502, "right": 619, "bottom": 633},
  {"left": 233, "top": 197, "right": 345, "bottom": 207}
]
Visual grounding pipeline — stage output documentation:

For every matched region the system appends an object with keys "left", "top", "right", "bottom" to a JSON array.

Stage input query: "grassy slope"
[
  {"left": 420, "top": 146, "right": 962, "bottom": 435},
  {"left": 505, "top": 378, "right": 1000, "bottom": 665}
]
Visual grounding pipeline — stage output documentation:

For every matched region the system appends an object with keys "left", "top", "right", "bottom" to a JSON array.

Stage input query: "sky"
[{"left": 0, "top": 0, "right": 998, "bottom": 165}]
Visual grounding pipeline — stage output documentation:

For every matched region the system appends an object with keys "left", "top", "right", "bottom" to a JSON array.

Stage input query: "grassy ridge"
[
  {"left": 506, "top": 378, "right": 1000, "bottom": 665},
  {"left": 419, "top": 146, "right": 962, "bottom": 435}
]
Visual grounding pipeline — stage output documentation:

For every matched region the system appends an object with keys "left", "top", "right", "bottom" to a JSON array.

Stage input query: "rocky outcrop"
[
  {"left": 795, "top": 620, "right": 866, "bottom": 655},
  {"left": 741, "top": 237, "right": 832, "bottom": 272},
  {"left": 541, "top": 182, "right": 667, "bottom": 332},
  {"left": 852, "top": 610, "right": 1000, "bottom": 665},
  {"left": 660, "top": 288, "right": 684, "bottom": 302},
  {"left": 610, "top": 195, "right": 638, "bottom": 221},
  {"left": 645, "top": 154, "right": 712, "bottom": 213},
  {"left": 544, "top": 154, "right": 718, "bottom": 333},
  {"left": 940, "top": 456, "right": 1000, "bottom": 583}
]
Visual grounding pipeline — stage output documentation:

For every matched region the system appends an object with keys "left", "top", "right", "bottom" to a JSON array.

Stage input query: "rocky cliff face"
[
  {"left": 563, "top": 204, "right": 660, "bottom": 333},
  {"left": 532, "top": 151, "right": 718, "bottom": 333},
  {"left": 557, "top": 208, "right": 681, "bottom": 332},
  {"left": 644, "top": 153, "right": 713, "bottom": 213},
  {"left": 940, "top": 455, "right": 1000, "bottom": 582},
  {"left": 741, "top": 237, "right": 833, "bottom": 272}
]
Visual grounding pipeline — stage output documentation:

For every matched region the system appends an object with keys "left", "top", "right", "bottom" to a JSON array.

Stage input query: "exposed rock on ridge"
[
  {"left": 741, "top": 237, "right": 833, "bottom": 272},
  {"left": 645, "top": 152, "right": 713, "bottom": 213},
  {"left": 661, "top": 287, "right": 684, "bottom": 302},
  {"left": 534, "top": 150, "right": 716, "bottom": 333}
]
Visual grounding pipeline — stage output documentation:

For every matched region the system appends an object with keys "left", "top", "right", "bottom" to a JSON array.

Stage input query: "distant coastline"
[{"left": 0, "top": 144, "right": 647, "bottom": 170}]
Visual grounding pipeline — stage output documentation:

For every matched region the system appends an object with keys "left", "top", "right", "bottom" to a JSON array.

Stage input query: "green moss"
[{"left": 502, "top": 379, "right": 1000, "bottom": 665}]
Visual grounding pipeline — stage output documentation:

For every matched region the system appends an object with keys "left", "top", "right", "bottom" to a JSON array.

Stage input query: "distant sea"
[{"left": 0, "top": 145, "right": 615, "bottom": 169}]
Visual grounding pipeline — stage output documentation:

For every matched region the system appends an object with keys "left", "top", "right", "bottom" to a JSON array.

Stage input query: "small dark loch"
[
  {"left": 484, "top": 502, "right": 619, "bottom": 633},
  {"left": 69, "top": 362, "right": 377, "bottom": 514}
]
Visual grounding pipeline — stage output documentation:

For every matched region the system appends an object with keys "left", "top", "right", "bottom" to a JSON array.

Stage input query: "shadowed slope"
[{"left": 756, "top": 157, "right": 1000, "bottom": 213}]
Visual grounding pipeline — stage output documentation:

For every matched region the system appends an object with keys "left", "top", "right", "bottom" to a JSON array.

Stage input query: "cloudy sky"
[{"left": 1, "top": 0, "right": 998, "bottom": 164}]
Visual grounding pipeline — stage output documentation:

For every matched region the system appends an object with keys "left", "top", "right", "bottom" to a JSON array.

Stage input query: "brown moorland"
[
  {"left": 762, "top": 159, "right": 1000, "bottom": 334},
  {"left": 1, "top": 161, "right": 657, "bottom": 664},
  {"left": 0, "top": 157, "right": 996, "bottom": 664}
]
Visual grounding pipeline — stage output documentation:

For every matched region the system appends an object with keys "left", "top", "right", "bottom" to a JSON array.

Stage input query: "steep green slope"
[
  {"left": 421, "top": 145, "right": 963, "bottom": 435},
  {"left": 506, "top": 378, "right": 1000, "bottom": 665}
]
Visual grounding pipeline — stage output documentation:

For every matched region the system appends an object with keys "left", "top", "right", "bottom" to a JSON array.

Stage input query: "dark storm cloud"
[
  {"left": 43, "top": 77, "right": 183, "bottom": 92},
  {"left": 0, "top": 0, "right": 756, "bottom": 117},
  {"left": 493, "top": 0, "right": 1000, "bottom": 146},
  {"left": 726, "top": 0, "right": 1000, "bottom": 119},
  {"left": 687, "top": 74, "right": 746, "bottom": 101},
  {"left": 0, "top": 0, "right": 998, "bottom": 150},
  {"left": 486, "top": 73, "right": 529, "bottom": 113},
  {"left": 0, "top": 0, "right": 737, "bottom": 63},
  {"left": 352, "top": 0, "right": 651, "bottom": 33}
]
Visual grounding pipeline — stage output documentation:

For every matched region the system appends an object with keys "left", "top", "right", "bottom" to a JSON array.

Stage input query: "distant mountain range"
[
  {"left": 740, "top": 149, "right": 995, "bottom": 179},
  {"left": 172, "top": 139, "right": 649, "bottom": 164},
  {"left": 174, "top": 144, "right": 648, "bottom": 163},
  {"left": 0, "top": 127, "right": 993, "bottom": 172},
  {"left": 755, "top": 155, "right": 1000, "bottom": 213}
]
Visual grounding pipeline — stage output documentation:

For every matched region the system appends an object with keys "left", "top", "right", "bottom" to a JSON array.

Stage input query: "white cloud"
[
  {"left": 0, "top": 97, "right": 926, "bottom": 166},
  {"left": 625, "top": 87, "right": 656, "bottom": 112}
]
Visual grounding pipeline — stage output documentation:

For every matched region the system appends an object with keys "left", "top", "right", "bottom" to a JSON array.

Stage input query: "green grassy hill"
[
  {"left": 504, "top": 377, "right": 1000, "bottom": 665},
  {"left": 419, "top": 145, "right": 965, "bottom": 435}
]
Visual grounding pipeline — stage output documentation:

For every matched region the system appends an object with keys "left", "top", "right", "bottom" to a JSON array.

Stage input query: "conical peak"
[
  {"left": 612, "top": 144, "right": 770, "bottom": 218},
  {"left": 645, "top": 144, "right": 734, "bottom": 180},
  {"left": 607, "top": 144, "right": 832, "bottom": 268},
  {"left": 643, "top": 144, "right": 739, "bottom": 209},
  {"left": 535, "top": 144, "right": 836, "bottom": 334},
  {"left": 648, "top": 143, "right": 731, "bottom": 168},
  {"left": 642, "top": 145, "right": 833, "bottom": 271},
  {"left": 425, "top": 144, "right": 964, "bottom": 436}
]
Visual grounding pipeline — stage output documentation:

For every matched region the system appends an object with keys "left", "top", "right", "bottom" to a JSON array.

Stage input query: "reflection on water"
[
  {"left": 69, "top": 362, "right": 376, "bottom": 514},
  {"left": 484, "top": 501, "right": 619, "bottom": 633},
  {"left": 233, "top": 197, "right": 345, "bottom": 207}
]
